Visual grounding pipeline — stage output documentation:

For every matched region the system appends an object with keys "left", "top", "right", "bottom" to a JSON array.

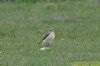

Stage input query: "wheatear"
[{"left": 39, "top": 28, "right": 55, "bottom": 46}]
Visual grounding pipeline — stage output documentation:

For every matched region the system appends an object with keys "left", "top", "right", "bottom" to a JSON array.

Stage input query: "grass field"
[{"left": 0, "top": 1, "right": 100, "bottom": 66}]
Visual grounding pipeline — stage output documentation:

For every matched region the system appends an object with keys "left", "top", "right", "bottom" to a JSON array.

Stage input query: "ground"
[{"left": 0, "top": 1, "right": 100, "bottom": 66}]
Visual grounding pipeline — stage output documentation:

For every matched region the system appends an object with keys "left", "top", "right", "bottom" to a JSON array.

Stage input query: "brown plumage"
[{"left": 39, "top": 28, "right": 55, "bottom": 46}]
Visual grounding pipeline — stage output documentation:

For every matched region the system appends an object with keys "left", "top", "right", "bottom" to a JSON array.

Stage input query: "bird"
[{"left": 39, "top": 28, "right": 55, "bottom": 47}]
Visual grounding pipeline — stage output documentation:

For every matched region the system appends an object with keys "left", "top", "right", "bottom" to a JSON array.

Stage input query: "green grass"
[{"left": 0, "top": 1, "right": 100, "bottom": 66}]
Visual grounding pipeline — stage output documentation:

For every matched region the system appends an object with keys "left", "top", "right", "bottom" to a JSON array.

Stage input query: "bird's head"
[{"left": 49, "top": 28, "right": 54, "bottom": 32}]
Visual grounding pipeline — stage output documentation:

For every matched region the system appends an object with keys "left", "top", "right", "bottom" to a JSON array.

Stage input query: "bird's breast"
[
  {"left": 48, "top": 32, "right": 55, "bottom": 39},
  {"left": 42, "top": 32, "right": 55, "bottom": 43}
]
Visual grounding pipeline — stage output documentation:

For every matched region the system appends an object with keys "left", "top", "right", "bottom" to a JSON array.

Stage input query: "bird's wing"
[{"left": 39, "top": 33, "right": 50, "bottom": 44}]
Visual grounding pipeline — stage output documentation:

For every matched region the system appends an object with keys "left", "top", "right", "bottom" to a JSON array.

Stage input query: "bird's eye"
[{"left": 50, "top": 30, "right": 52, "bottom": 31}]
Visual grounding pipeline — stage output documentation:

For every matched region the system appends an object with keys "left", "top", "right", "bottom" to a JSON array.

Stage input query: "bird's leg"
[
  {"left": 44, "top": 43, "right": 47, "bottom": 47},
  {"left": 47, "top": 43, "right": 50, "bottom": 47},
  {"left": 45, "top": 43, "right": 49, "bottom": 47}
]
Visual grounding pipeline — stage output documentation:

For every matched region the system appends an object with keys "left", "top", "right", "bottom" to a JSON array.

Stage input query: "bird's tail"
[{"left": 38, "top": 40, "right": 42, "bottom": 44}]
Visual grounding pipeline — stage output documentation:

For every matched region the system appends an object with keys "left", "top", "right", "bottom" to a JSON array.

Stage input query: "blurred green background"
[{"left": 0, "top": 0, "right": 100, "bottom": 66}]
